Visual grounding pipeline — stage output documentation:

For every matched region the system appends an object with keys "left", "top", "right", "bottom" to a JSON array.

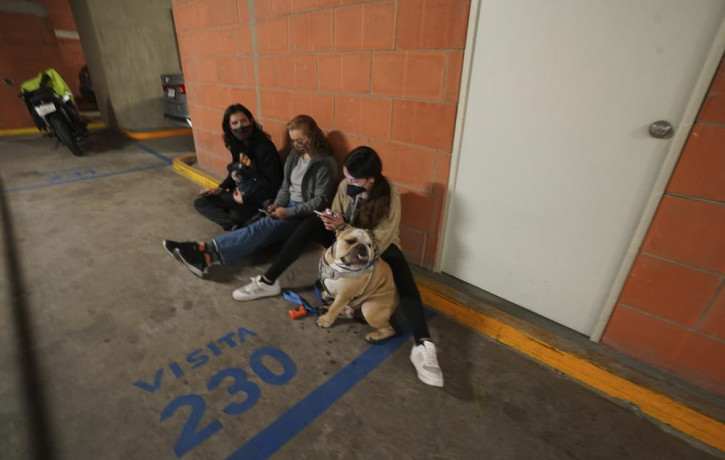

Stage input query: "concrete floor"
[{"left": 1, "top": 130, "right": 722, "bottom": 460}]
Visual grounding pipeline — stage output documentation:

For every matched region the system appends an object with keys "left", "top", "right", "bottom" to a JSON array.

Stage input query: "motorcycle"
[{"left": 20, "top": 69, "right": 88, "bottom": 157}]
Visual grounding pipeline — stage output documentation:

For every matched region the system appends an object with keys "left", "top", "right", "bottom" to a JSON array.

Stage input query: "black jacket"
[{"left": 219, "top": 130, "right": 282, "bottom": 207}]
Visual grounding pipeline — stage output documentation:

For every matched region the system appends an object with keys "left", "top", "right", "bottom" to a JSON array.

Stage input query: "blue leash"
[{"left": 281, "top": 289, "right": 325, "bottom": 315}]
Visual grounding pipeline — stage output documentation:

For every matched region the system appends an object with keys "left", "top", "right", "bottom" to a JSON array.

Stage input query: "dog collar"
[{"left": 319, "top": 253, "right": 376, "bottom": 280}]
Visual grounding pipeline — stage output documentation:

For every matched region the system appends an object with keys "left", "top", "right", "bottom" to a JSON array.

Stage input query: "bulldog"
[{"left": 316, "top": 227, "right": 398, "bottom": 343}]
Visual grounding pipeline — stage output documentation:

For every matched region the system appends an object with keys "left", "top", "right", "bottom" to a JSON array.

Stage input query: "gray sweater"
[{"left": 273, "top": 150, "right": 339, "bottom": 218}]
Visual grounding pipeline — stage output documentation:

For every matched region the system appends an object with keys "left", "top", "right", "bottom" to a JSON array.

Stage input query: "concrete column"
[{"left": 69, "top": 0, "right": 181, "bottom": 131}]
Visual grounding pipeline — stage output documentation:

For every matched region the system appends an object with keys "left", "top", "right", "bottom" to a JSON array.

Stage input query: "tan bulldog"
[{"left": 316, "top": 227, "right": 398, "bottom": 343}]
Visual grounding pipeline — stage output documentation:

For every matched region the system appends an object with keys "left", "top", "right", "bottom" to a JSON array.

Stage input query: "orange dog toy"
[{"left": 288, "top": 305, "right": 307, "bottom": 319}]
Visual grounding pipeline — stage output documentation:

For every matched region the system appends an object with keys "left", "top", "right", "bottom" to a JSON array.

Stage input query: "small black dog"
[{"left": 229, "top": 162, "right": 245, "bottom": 185}]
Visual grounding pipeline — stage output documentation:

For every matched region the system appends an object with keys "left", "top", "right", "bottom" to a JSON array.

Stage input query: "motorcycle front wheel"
[{"left": 47, "top": 112, "right": 83, "bottom": 156}]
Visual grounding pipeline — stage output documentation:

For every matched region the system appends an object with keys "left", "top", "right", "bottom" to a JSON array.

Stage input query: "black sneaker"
[
  {"left": 175, "top": 244, "right": 209, "bottom": 278},
  {"left": 162, "top": 240, "right": 197, "bottom": 261}
]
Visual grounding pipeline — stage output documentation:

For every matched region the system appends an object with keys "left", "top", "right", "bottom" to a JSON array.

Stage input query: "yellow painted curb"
[
  {"left": 170, "top": 153, "right": 724, "bottom": 453},
  {"left": 418, "top": 284, "right": 725, "bottom": 453},
  {"left": 172, "top": 154, "right": 219, "bottom": 189},
  {"left": 0, "top": 121, "right": 105, "bottom": 137},
  {"left": 121, "top": 128, "right": 192, "bottom": 140}
]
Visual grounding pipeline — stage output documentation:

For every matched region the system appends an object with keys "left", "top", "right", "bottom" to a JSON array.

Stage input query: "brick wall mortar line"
[
  {"left": 618, "top": 303, "right": 725, "bottom": 345},
  {"left": 253, "top": 49, "right": 465, "bottom": 59},
  {"left": 396, "top": 182, "right": 447, "bottom": 196},
  {"left": 432, "top": 149, "right": 441, "bottom": 190},
  {"left": 248, "top": 0, "right": 262, "bottom": 119},
  {"left": 696, "top": 121, "right": 725, "bottom": 128},
  {"left": 441, "top": 51, "right": 451, "bottom": 103},
  {"left": 208, "top": 83, "right": 257, "bottom": 89},
  {"left": 261, "top": 0, "right": 391, "bottom": 19},
  {"left": 331, "top": 0, "right": 336, "bottom": 56},
  {"left": 265, "top": 85, "right": 458, "bottom": 105},
  {"left": 640, "top": 252, "right": 725, "bottom": 278},
  {"left": 385, "top": 94, "right": 458, "bottom": 105},
  {"left": 392, "top": 0, "right": 399, "bottom": 49},
  {"left": 696, "top": 279, "right": 725, "bottom": 330},
  {"left": 285, "top": 16, "right": 291, "bottom": 53},
  {"left": 270, "top": 49, "right": 464, "bottom": 56},
  {"left": 369, "top": 51, "right": 375, "bottom": 95},
  {"left": 665, "top": 192, "right": 725, "bottom": 207},
  {"left": 258, "top": 118, "right": 452, "bottom": 153}
]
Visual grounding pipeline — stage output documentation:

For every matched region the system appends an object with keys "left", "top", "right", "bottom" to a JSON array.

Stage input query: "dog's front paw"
[{"left": 316, "top": 313, "right": 336, "bottom": 328}]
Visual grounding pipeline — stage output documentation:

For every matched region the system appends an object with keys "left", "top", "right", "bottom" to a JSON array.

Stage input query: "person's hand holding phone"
[
  {"left": 269, "top": 206, "right": 287, "bottom": 219},
  {"left": 316, "top": 209, "right": 345, "bottom": 231}
]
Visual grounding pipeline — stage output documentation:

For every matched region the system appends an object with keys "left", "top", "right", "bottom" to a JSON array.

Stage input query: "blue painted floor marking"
[
  {"left": 4, "top": 164, "right": 167, "bottom": 194},
  {"left": 227, "top": 310, "right": 436, "bottom": 460},
  {"left": 3, "top": 141, "right": 172, "bottom": 194},
  {"left": 135, "top": 142, "right": 173, "bottom": 165}
]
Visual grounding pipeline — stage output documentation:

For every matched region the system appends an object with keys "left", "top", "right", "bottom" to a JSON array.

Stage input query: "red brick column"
[{"left": 602, "top": 58, "right": 725, "bottom": 396}]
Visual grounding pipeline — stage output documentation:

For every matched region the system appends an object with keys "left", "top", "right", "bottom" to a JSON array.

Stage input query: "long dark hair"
[
  {"left": 285, "top": 114, "right": 333, "bottom": 156},
  {"left": 344, "top": 146, "right": 391, "bottom": 230},
  {"left": 222, "top": 103, "right": 263, "bottom": 149}
]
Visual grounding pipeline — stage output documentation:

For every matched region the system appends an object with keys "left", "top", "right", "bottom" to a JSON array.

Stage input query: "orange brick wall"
[
  {"left": 172, "top": 0, "right": 469, "bottom": 268},
  {"left": 602, "top": 58, "right": 725, "bottom": 396},
  {"left": 0, "top": 0, "right": 86, "bottom": 130},
  {"left": 42, "top": 0, "right": 87, "bottom": 95}
]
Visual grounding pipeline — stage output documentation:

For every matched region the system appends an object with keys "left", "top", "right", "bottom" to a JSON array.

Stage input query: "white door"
[{"left": 441, "top": 0, "right": 725, "bottom": 335}]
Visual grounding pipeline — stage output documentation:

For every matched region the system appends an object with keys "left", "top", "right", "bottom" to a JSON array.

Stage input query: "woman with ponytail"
[{"left": 234, "top": 146, "right": 444, "bottom": 388}]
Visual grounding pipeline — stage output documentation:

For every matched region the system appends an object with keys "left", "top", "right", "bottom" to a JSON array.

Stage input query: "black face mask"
[
  {"left": 346, "top": 184, "right": 367, "bottom": 198},
  {"left": 231, "top": 124, "right": 253, "bottom": 140}
]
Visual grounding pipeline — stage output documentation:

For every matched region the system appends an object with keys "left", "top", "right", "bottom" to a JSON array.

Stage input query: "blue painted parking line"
[
  {"left": 3, "top": 142, "right": 173, "bottom": 194},
  {"left": 227, "top": 310, "right": 436, "bottom": 460},
  {"left": 135, "top": 142, "right": 173, "bottom": 165},
  {"left": 4, "top": 163, "right": 167, "bottom": 194}
]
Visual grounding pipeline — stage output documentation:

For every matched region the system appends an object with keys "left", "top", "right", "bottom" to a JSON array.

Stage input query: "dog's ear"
[{"left": 334, "top": 224, "right": 349, "bottom": 237}]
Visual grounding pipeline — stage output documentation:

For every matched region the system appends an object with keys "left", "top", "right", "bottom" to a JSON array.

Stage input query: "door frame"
[{"left": 435, "top": 0, "right": 725, "bottom": 342}]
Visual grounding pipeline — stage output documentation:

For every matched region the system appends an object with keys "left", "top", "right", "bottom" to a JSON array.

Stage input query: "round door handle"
[{"left": 649, "top": 120, "right": 674, "bottom": 139}]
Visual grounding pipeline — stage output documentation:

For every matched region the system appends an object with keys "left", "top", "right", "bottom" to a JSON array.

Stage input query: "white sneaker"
[
  {"left": 410, "top": 341, "right": 444, "bottom": 387},
  {"left": 232, "top": 276, "right": 281, "bottom": 301}
]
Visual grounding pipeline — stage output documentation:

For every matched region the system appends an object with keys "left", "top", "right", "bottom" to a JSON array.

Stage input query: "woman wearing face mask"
[
  {"left": 163, "top": 114, "right": 338, "bottom": 281},
  {"left": 233, "top": 146, "right": 444, "bottom": 388},
  {"left": 193, "top": 104, "right": 282, "bottom": 231}
]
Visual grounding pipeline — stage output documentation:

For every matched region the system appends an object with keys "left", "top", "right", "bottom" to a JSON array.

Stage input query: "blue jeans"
[{"left": 212, "top": 202, "right": 301, "bottom": 265}]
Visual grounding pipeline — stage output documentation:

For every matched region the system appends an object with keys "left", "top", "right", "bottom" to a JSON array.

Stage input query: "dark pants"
[
  {"left": 380, "top": 244, "right": 431, "bottom": 342},
  {"left": 264, "top": 216, "right": 431, "bottom": 341},
  {"left": 193, "top": 192, "right": 258, "bottom": 231},
  {"left": 264, "top": 216, "right": 333, "bottom": 281}
]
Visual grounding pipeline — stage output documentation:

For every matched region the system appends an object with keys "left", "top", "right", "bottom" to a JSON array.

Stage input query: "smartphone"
[
  {"left": 258, "top": 208, "right": 270, "bottom": 216},
  {"left": 313, "top": 210, "right": 325, "bottom": 216}
]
